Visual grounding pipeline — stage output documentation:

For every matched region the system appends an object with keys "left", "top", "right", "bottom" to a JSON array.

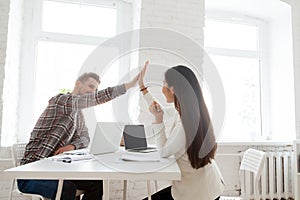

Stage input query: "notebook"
[
  {"left": 89, "top": 122, "right": 125, "bottom": 155},
  {"left": 122, "top": 124, "right": 157, "bottom": 153}
]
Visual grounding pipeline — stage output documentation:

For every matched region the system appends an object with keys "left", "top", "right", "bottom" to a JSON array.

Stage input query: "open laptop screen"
[
  {"left": 123, "top": 124, "right": 148, "bottom": 150},
  {"left": 89, "top": 122, "right": 124, "bottom": 155}
]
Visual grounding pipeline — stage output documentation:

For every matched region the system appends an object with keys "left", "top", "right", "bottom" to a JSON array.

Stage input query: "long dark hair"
[{"left": 165, "top": 65, "right": 217, "bottom": 169}]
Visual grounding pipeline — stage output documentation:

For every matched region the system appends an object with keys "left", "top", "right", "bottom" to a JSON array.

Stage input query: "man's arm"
[
  {"left": 55, "top": 76, "right": 139, "bottom": 114},
  {"left": 54, "top": 144, "right": 75, "bottom": 155},
  {"left": 125, "top": 73, "right": 139, "bottom": 90},
  {"left": 53, "top": 128, "right": 89, "bottom": 155},
  {"left": 69, "top": 124, "right": 90, "bottom": 149},
  {"left": 54, "top": 111, "right": 90, "bottom": 155}
]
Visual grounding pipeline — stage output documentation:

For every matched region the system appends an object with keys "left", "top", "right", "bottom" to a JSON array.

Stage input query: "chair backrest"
[
  {"left": 239, "top": 148, "right": 266, "bottom": 200},
  {"left": 11, "top": 143, "right": 27, "bottom": 167},
  {"left": 240, "top": 148, "right": 265, "bottom": 174}
]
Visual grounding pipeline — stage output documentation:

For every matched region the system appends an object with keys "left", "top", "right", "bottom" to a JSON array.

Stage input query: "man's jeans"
[{"left": 17, "top": 179, "right": 103, "bottom": 200}]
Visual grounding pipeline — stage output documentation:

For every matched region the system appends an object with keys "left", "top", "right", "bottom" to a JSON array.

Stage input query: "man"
[{"left": 17, "top": 72, "right": 139, "bottom": 200}]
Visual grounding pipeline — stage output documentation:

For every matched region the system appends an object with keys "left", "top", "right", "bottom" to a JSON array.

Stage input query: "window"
[
  {"left": 34, "top": 41, "right": 96, "bottom": 118},
  {"left": 42, "top": 1, "right": 116, "bottom": 37},
  {"left": 204, "top": 17, "right": 265, "bottom": 141},
  {"left": 1, "top": 0, "right": 131, "bottom": 146},
  {"left": 205, "top": 1, "right": 295, "bottom": 142},
  {"left": 35, "top": 0, "right": 119, "bottom": 122}
]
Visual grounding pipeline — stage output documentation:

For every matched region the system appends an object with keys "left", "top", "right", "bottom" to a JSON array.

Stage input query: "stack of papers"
[
  {"left": 120, "top": 151, "right": 162, "bottom": 162},
  {"left": 49, "top": 150, "right": 94, "bottom": 163}
]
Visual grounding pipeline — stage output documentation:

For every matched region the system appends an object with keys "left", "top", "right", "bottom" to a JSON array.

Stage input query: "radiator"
[{"left": 241, "top": 149, "right": 293, "bottom": 200}]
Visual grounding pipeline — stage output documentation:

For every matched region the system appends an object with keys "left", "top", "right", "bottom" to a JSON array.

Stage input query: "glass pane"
[
  {"left": 42, "top": 0, "right": 116, "bottom": 37},
  {"left": 35, "top": 41, "right": 96, "bottom": 120},
  {"left": 210, "top": 55, "right": 261, "bottom": 141},
  {"left": 35, "top": 41, "right": 121, "bottom": 123},
  {"left": 204, "top": 20, "right": 258, "bottom": 51},
  {"left": 94, "top": 61, "right": 119, "bottom": 122}
]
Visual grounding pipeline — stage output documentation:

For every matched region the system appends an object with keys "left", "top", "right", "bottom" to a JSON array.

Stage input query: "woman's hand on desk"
[{"left": 54, "top": 144, "right": 75, "bottom": 155}]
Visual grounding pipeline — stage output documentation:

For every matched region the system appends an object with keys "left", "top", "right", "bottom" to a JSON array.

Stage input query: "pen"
[
  {"left": 154, "top": 102, "right": 161, "bottom": 113},
  {"left": 62, "top": 158, "right": 72, "bottom": 163},
  {"left": 54, "top": 157, "right": 72, "bottom": 163},
  {"left": 64, "top": 152, "right": 86, "bottom": 155}
]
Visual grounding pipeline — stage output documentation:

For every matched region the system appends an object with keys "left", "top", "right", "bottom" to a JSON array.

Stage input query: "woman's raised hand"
[{"left": 138, "top": 60, "right": 149, "bottom": 88}]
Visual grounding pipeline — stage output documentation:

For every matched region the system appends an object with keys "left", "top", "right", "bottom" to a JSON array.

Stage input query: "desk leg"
[
  {"left": 147, "top": 180, "right": 152, "bottom": 200},
  {"left": 123, "top": 180, "right": 127, "bottom": 200},
  {"left": 103, "top": 180, "right": 109, "bottom": 200},
  {"left": 55, "top": 179, "right": 63, "bottom": 200}
]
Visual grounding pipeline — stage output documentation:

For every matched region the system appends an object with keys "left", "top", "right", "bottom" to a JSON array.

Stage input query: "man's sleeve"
[
  {"left": 95, "top": 85, "right": 126, "bottom": 104},
  {"left": 54, "top": 85, "right": 127, "bottom": 114},
  {"left": 70, "top": 126, "right": 90, "bottom": 149}
]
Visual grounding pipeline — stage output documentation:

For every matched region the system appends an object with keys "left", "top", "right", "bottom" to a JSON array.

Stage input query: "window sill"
[{"left": 217, "top": 140, "right": 293, "bottom": 146}]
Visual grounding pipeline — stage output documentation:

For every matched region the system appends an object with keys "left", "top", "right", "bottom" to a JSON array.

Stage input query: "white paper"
[
  {"left": 120, "top": 151, "right": 165, "bottom": 162},
  {"left": 49, "top": 152, "right": 94, "bottom": 163}
]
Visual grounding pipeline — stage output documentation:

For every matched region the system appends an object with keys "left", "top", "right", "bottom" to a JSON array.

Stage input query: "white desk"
[{"left": 3, "top": 150, "right": 181, "bottom": 200}]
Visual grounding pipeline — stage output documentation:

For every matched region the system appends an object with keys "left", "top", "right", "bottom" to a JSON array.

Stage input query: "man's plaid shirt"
[{"left": 20, "top": 85, "right": 126, "bottom": 165}]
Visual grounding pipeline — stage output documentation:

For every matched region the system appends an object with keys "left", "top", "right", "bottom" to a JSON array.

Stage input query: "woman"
[{"left": 140, "top": 61, "right": 224, "bottom": 200}]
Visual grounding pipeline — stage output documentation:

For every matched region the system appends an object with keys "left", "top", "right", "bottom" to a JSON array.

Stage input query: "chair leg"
[
  {"left": 154, "top": 180, "right": 158, "bottom": 192},
  {"left": 147, "top": 180, "right": 152, "bottom": 200}
]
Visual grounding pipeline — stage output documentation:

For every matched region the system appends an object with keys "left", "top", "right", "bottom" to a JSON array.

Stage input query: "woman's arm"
[
  {"left": 139, "top": 61, "right": 175, "bottom": 118},
  {"left": 152, "top": 120, "right": 186, "bottom": 158}
]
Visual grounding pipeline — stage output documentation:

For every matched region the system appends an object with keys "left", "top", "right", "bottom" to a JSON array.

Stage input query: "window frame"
[
  {"left": 16, "top": 0, "right": 132, "bottom": 143},
  {"left": 204, "top": 12, "right": 271, "bottom": 141}
]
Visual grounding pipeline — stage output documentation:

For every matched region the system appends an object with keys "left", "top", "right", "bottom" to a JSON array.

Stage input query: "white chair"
[
  {"left": 239, "top": 148, "right": 266, "bottom": 200},
  {"left": 10, "top": 143, "right": 85, "bottom": 200},
  {"left": 10, "top": 143, "right": 50, "bottom": 200},
  {"left": 221, "top": 148, "right": 266, "bottom": 200}
]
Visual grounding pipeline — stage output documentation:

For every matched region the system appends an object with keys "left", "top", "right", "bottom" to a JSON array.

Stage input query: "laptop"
[
  {"left": 89, "top": 122, "right": 125, "bottom": 155},
  {"left": 123, "top": 124, "right": 157, "bottom": 152}
]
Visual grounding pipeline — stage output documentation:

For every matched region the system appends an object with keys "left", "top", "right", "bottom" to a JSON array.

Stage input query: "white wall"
[
  {"left": 1, "top": 0, "right": 23, "bottom": 146},
  {"left": 138, "top": 0, "right": 204, "bottom": 66},
  {"left": 135, "top": 0, "right": 205, "bottom": 125},
  {"left": 269, "top": 7, "right": 295, "bottom": 139},
  {"left": 0, "top": 0, "right": 10, "bottom": 146},
  {"left": 0, "top": 0, "right": 26, "bottom": 198},
  {"left": 289, "top": 1, "right": 300, "bottom": 139}
]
